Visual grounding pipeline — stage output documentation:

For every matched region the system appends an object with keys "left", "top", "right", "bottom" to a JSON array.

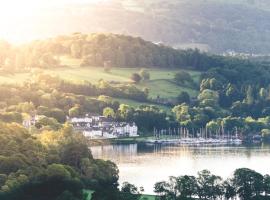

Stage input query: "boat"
[{"left": 145, "top": 138, "right": 243, "bottom": 145}]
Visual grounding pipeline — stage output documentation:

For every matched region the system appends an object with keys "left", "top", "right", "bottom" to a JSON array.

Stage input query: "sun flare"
[{"left": 0, "top": 0, "right": 109, "bottom": 43}]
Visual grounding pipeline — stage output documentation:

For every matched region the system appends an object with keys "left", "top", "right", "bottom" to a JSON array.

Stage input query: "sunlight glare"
[{"left": 0, "top": 0, "right": 110, "bottom": 43}]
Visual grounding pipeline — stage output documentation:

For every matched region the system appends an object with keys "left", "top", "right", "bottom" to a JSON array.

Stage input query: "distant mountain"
[{"left": 5, "top": 0, "right": 270, "bottom": 54}]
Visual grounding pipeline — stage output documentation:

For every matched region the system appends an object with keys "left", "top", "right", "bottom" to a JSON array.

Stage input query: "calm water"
[{"left": 90, "top": 143, "right": 270, "bottom": 194}]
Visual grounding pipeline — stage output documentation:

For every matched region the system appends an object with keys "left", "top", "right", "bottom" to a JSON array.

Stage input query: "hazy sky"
[{"left": 0, "top": 0, "right": 111, "bottom": 43}]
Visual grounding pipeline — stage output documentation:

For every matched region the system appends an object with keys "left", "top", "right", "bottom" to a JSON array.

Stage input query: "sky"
[{"left": 0, "top": 0, "right": 111, "bottom": 43}]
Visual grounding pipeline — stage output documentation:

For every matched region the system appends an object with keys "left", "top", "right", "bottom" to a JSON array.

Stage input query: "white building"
[
  {"left": 69, "top": 115, "right": 139, "bottom": 139},
  {"left": 112, "top": 123, "right": 138, "bottom": 137}
]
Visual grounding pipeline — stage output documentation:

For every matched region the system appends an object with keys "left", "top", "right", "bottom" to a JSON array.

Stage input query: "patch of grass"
[
  {"left": 140, "top": 194, "right": 157, "bottom": 200},
  {"left": 0, "top": 73, "right": 32, "bottom": 84},
  {"left": 137, "top": 79, "right": 198, "bottom": 99},
  {"left": 83, "top": 189, "right": 94, "bottom": 200},
  {"left": 44, "top": 65, "right": 200, "bottom": 99},
  {"left": 44, "top": 67, "right": 131, "bottom": 83},
  {"left": 0, "top": 59, "right": 201, "bottom": 100}
]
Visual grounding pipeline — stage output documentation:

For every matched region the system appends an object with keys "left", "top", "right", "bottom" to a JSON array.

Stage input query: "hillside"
[
  {"left": 0, "top": 32, "right": 270, "bottom": 120},
  {"left": 0, "top": 32, "right": 235, "bottom": 70},
  {"left": 0, "top": 65, "right": 200, "bottom": 112},
  {"left": 3, "top": 0, "right": 270, "bottom": 54}
]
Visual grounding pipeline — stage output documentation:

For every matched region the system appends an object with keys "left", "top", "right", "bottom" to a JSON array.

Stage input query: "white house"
[
  {"left": 112, "top": 123, "right": 138, "bottom": 137},
  {"left": 69, "top": 115, "right": 139, "bottom": 139}
]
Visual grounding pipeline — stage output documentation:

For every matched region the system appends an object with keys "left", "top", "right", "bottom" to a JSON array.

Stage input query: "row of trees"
[
  {"left": 1, "top": 32, "right": 265, "bottom": 71},
  {"left": 154, "top": 168, "right": 270, "bottom": 200}
]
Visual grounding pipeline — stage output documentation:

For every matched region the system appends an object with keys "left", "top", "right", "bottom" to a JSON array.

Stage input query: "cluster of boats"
[{"left": 145, "top": 138, "right": 243, "bottom": 145}]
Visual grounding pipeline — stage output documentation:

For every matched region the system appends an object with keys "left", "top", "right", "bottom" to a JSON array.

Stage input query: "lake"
[{"left": 90, "top": 143, "right": 270, "bottom": 194}]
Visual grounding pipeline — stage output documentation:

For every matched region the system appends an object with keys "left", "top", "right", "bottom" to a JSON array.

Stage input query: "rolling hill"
[{"left": 3, "top": 0, "right": 270, "bottom": 54}]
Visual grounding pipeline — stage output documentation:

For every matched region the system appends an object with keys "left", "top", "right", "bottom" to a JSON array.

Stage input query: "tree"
[
  {"left": 118, "top": 104, "right": 134, "bottom": 121},
  {"left": 103, "top": 107, "right": 116, "bottom": 118},
  {"left": 225, "top": 83, "right": 240, "bottom": 104},
  {"left": 174, "top": 71, "right": 193, "bottom": 85},
  {"left": 223, "top": 179, "right": 236, "bottom": 200},
  {"left": 206, "top": 121, "right": 220, "bottom": 134},
  {"left": 119, "top": 182, "right": 141, "bottom": 200},
  {"left": 154, "top": 181, "right": 168, "bottom": 197},
  {"left": 197, "top": 170, "right": 223, "bottom": 200},
  {"left": 198, "top": 89, "right": 219, "bottom": 107},
  {"left": 60, "top": 138, "right": 92, "bottom": 170},
  {"left": 130, "top": 73, "right": 141, "bottom": 83},
  {"left": 50, "top": 108, "right": 66, "bottom": 123},
  {"left": 35, "top": 116, "right": 62, "bottom": 130},
  {"left": 200, "top": 78, "right": 222, "bottom": 91},
  {"left": 259, "top": 88, "right": 268, "bottom": 101},
  {"left": 177, "top": 91, "right": 190, "bottom": 104},
  {"left": 139, "top": 69, "right": 150, "bottom": 81},
  {"left": 233, "top": 168, "right": 264, "bottom": 199},
  {"left": 68, "top": 106, "right": 80, "bottom": 118},
  {"left": 264, "top": 175, "right": 270, "bottom": 196},
  {"left": 244, "top": 85, "right": 254, "bottom": 105},
  {"left": 46, "top": 164, "right": 72, "bottom": 179},
  {"left": 154, "top": 177, "right": 177, "bottom": 200},
  {"left": 176, "top": 175, "right": 197, "bottom": 199}
]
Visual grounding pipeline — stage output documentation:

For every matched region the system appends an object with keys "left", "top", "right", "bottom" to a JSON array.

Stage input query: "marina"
[
  {"left": 146, "top": 137, "right": 243, "bottom": 145},
  {"left": 146, "top": 127, "right": 244, "bottom": 145}
]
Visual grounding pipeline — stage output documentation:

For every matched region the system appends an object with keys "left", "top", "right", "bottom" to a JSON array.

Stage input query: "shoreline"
[{"left": 88, "top": 136, "right": 263, "bottom": 146}]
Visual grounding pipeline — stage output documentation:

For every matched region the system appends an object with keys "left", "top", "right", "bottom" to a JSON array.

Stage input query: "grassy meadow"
[
  {"left": 0, "top": 57, "right": 201, "bottom": 112},
  {"left": 45, "top": 61, "right": 201, "bottom": 99}
]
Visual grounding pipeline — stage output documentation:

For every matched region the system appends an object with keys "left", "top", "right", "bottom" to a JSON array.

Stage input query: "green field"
[
  {"left": 43, "top": 65, "right": 200, "bottom": 99},
  {"left": 0, "top": 66, "right": 200, "bottom": 99},
  {"left": 0, "top": 58, "right": 200, "bottom": 111}
]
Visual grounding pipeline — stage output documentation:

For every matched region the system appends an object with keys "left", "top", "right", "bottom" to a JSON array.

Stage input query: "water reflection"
[{"left": 90, "top": 143, "right": 270, "bottom": 194}]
